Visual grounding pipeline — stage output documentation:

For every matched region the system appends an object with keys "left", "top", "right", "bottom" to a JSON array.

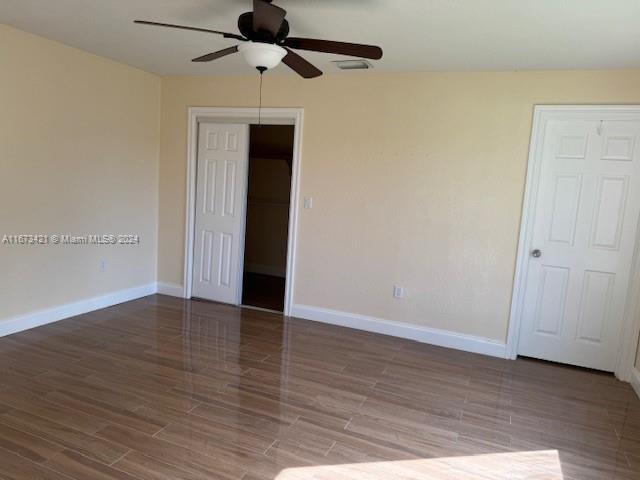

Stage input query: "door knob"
[{"left": 531, "top": 249, "right": 542, "bottom": 258}]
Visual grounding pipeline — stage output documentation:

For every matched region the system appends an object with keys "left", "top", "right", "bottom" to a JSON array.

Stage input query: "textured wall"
[
  {"left": 0, "top": 25, "right": 161, "bottom": 320},
  {"left": 158, "top": 70, "right": 640, "bottom": 342}
]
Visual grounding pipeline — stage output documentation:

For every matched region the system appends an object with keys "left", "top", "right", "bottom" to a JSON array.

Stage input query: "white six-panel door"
[
  {"left": 192, "top": 123, "right": 249, "bottom": 304},
  {"left": 518, "top": 117, "right": 640, "bottom": 371}
]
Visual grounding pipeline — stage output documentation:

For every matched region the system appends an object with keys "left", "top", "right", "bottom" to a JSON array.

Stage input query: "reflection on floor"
[
  {"left": 0, "top": 294, "right": 638, "bottom": 480},
  {"left": 242, "top": 271, "right": 286, "bottom": 311},
  {"left": 275, "top": 450, "right": 564, "bottom": 479}
]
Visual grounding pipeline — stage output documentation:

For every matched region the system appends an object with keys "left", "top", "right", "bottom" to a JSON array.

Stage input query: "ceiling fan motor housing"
[{"left": 238, "top": 12, "right": 289, "bottom": 44}]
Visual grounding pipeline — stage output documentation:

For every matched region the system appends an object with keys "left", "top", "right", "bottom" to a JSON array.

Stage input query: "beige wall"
[
  {"left": 0, "top": 25, "right": 160, "bottom": 320},
  {"left": 159, "top": 70, "right": 640, "bottom": 342}
]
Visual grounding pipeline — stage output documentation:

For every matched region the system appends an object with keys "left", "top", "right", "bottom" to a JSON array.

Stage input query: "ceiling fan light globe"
[{"left": 238, "top": 42, "right": 287, "bottom": 70}]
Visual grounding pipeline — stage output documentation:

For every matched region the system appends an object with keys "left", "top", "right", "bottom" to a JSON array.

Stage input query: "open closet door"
[{"left": 192, "top": 123, "right": 249, "bottom": 304}]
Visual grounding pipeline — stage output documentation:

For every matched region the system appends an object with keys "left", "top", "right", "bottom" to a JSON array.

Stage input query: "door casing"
[
  {"left": 507, "top": 105, "right": 640, "bottom": 382},
  {"left": 183, "top": 107, "right": 304, "bottom": 316}
]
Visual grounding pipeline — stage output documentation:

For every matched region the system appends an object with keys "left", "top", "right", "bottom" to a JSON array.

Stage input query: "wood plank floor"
[{"left": 0, "top": 294, "right": 639, "bottom": 479}]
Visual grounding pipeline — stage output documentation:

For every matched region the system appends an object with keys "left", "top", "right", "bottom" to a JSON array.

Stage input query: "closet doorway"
[
  {"left": 184, "top": 107, "right": 303, "bottom": 317},
  {"left": 241, "top": 125, "right": 294, "bottom": 312}
]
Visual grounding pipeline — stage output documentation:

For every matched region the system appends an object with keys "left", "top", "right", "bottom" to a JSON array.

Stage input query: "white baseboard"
[
  {"left": 290, "top": 304, "right": 507, "bottom": 358},
  {"left": 631, "top": 368, "right": 640, "bottom": 399},
  {"left": 0, "top": 286, "right": 507, "bottom": 359},
  {"left": 0, "top": 283, "right": 157, "bottom": 338},
  {"left": 156, "top": 282, "right": 185, "bottom": 298}
]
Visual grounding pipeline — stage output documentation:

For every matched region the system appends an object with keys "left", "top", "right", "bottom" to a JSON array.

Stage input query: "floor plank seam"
[
  {"left": 263, "top": 439, "right": 278, "bottom": 455},
  {"left": 343, "top": 418, "right": 353, "bottom": 431},
  {"left": 323, "top": 440, "right": 337, "bottom": 456},
  {"left": 108, "top": 448, "right": 132, "bottom": 467}
]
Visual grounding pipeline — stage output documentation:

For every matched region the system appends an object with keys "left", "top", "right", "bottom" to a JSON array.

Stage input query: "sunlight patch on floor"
[{"left": 275, "top": 450, "right": 563, "bottom": 480}]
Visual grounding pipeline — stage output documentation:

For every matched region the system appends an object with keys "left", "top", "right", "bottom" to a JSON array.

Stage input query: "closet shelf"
[{"left": 248, "top": 197, "right": 290, "bottom": 208}]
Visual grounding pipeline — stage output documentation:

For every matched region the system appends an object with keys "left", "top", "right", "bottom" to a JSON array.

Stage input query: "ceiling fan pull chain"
[{"left": 257, "top": 66, "right": 267, "bottom": 126}]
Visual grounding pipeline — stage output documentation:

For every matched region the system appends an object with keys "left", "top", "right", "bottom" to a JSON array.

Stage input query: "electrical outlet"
[
  {"left": 304, "top": 196, "right": 313, "bottom": 209},
  {"left": 100, "top": 259, "right": 107, "bottom": 272},
  {"left": 393, "top": 285, "right": 404, "bottom": 299}
]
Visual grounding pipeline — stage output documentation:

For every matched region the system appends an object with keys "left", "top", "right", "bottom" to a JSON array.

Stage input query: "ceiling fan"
[{"left": 135, "top": 0, "right": 383, "bottom": 78}]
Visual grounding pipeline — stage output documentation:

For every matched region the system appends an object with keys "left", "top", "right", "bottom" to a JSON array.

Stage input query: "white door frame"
[
  {"left": 183, "top": 107, "right": 304, "bottom": 316},
  {"left": 506, "top": 105, "right": 640, "bottom": 382}
]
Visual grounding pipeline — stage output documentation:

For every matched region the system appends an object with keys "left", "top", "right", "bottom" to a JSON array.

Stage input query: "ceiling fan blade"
[
  {"left": 192, "top": 46, "right": 239, "bottom": 62},
  {"left": 282, "top": 48, "right": 322, "bottom": 79},
  {"left": 284, "top": 37, "right": 383, "bottom": 60},
  {"left": 134, "top": 20, "right": 244, "bottom": 40},
  {"left": 253, "top": 0, "right": 286, "bottom": 36}
]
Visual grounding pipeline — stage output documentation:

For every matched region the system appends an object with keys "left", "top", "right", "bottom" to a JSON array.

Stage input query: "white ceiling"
[{"left": 1, "top": 0, "right": 640, "bottom": 76}]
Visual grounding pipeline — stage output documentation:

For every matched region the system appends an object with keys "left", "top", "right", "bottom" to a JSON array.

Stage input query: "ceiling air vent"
[{"left": 333, "top": 59, "right": 372, "bottom": 70}]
